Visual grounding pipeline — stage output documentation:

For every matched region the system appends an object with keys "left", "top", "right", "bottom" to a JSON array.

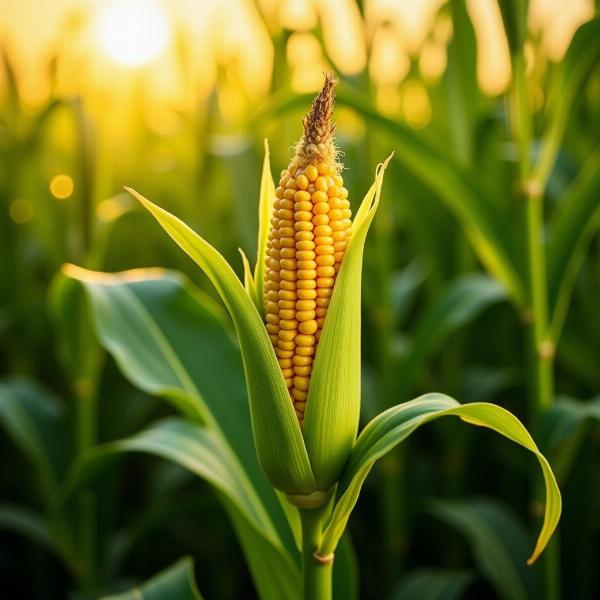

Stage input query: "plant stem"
[
  {"left": 512, "top": 50, "right": 559, "bottom": 600},
  {"left": 300, "top": 507, "right": 333, "bottom": 600},
  {"left": 525, "top": 187, "right": 554, "bottom": 416},
  {"left": 76, "top": 384, "right": 98, "bottom": 591},
  {"left": 512, "top": 50, "right": 555, "bottom": 417}
]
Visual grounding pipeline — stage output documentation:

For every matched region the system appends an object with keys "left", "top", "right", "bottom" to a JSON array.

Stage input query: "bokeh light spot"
[
  {"left": 9, "top": 198, "right": 34, "bottom": 224},
  {"left": 97, "top": 198, "right": 126, "bottom": 223},
  {"left": 50, "top": 174, "right": 74, "bottom": 200},
  {"left": 402, "top": 80, "right": 431, "bottom": 128}
]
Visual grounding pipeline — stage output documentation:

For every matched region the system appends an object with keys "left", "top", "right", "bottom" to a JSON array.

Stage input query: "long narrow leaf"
[
  {"left": 0, "top": 503, "right": 55, "bottom": 555},
  {"left": 319, "top": 394, "right": 561, "bottom": 565},
  {"left": 126, "top": 188, "right": 316, "bottom": 494},
  {"left": 66, "top": 419, "right": 277, "bottom": 545},
  {"left": 0, "top": 378, "right": 69, "bottom": 494},
  {"left": 61, "top": 269, "right": 299, "bottom": 571},
  {"left": 397, "top": 274, "right": 506, "bottom": 399},
  {"left": 534, "top": 19, "right": 600, "bottom": 184},
  {"left": 102, "top": 557, "right": 203, "bottom": 600},
  {"left": 67, "top": 418, "right": 301, "bottom": 600},
  {"left": 547, "top": 147, "right": 600, "bottom": 339},
  {"left": 391, "top": 568, "right": 473, "bottom": 600},
  {"left": 430, "top": 499, "right": 533, "bottom": 600}
]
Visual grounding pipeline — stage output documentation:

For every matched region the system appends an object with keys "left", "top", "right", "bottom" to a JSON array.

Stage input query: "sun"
[{"left": 95, "top": 0, "right": 171, "bottom": 67}]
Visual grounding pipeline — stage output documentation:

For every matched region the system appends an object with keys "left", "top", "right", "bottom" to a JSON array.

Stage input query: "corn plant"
[{"left": 63, "top": 76, "right": 561, "bottom": 600}]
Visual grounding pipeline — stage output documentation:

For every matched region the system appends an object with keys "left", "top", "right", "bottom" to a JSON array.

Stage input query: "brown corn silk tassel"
[{"left": 263, "top": 73, "right": 352, "bottom": 426}]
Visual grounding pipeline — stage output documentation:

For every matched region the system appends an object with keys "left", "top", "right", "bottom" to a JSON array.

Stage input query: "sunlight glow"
[{"left": 95, "top": 0, "right": 170, "bottom": 67}]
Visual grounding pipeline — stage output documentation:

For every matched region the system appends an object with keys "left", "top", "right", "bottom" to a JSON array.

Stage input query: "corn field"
[{"left": 0, "top": 1, "right": 598, "bottom": 599}]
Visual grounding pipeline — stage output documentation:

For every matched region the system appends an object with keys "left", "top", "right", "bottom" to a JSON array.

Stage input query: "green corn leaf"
[
  {"left": 534, "top": 19, "right": 600, "bottom": 185},
  {"left": 303, "top": 157, "right": 391, "bottom": 490},
  {"left": 124, "top": 189, "right": 316, "bottom": 494},
  {"left": 539, "top": 396, "right": 600, "bottom": 483},
  {"left": 62, "top": 268, "right": 298, "bottom": 551},
  {"left": 65, "top": 419, "right": 278, "bottom": 547},
  {"left": 0, "top": 503, "right": 55, "bottom": 556},
  {"left": 391, "top": 568, "right": 473, "bottom": 600},
  {"left": 48, "top": 272, "right": 103, "bottom": 396},
  {"left": 225, "top": 500, "right": 301, "bottom": 600},
  {"left": 0, "top": 378, "right": 70, "bottom": 494},
  {"left": 497, "top": 0, "right": 529, "bottom": 54},
  {"left": 446, "top": 0, "right": 480, "bottom": 164},
  {"left": 319, "top": 394, "right": 561, "bottom": 565},
  {"left": 66, "top": 418, "right": 301, "bottom": 600},
  {"left": 540, "top": 396, "right": 600, "bottom": 452},
  {"left": 101, "top": 557, "right": 203, "bottom": 600},
  {"left": 547, "top": 147, "right": 600, "bottom": 340},
  {"left": 254, "top": 139, "right": 276, "bottom": 317},
  {"left": 397, "top": 274, "right": 506, "bottom": 400},
  {"left": 430, "top": 499, "right": 533, "bottom": 600},
  {"left": 260, "top": 86, "right": 526, "bottom": 307},
  {"left": 333, "top": 535, "right": 359, "bottom": 600}
]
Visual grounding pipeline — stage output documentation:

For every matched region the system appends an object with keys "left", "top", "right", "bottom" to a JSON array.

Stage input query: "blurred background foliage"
[{"left": 0, "top": 0, "right": 599, "bottom": 598}]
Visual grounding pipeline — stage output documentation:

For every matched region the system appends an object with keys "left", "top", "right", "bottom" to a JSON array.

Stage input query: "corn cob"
[{"left": 264, "top": 74, "right": 352, "bottom": 426}]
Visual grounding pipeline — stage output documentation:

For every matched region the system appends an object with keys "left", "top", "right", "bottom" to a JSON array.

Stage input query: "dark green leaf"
[
  {"left": 0, "top": 378, "right": 70, "bottom": 493},
  {"left": 430, "top": 498, "right": 533, "bottom": 600},
  {"left": 0, "top": 503, "right": 54, "bottom": 555},
  {"left": 398, "top": 275, "right": 506, "bottom": 397},
  {"left": 547, "top": 148, "right": 600, "bottom": 339},
  {"left": 67, "top": 418, "right": 301, "bottom": 600},
  {"left": 101, "top": 557, "right": 203, "bottom": 600},
  {"left": 535, "top": 19, "right": 600, "bottom": 184},
  {"left": 62, "top": 268, "right": 301, "bottom": 597},
  {"left": 391, "top": 568, "right": 473, "bottom": 600}
]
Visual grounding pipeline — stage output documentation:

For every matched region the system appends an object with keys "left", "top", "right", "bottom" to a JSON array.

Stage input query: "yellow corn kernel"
[{"left": 305, "top": 164, "right": 318, "bottom": 181}]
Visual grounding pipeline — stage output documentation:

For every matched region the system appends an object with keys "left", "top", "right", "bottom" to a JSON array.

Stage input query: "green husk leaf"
[
  {"left": 319, "top": 394, "right": 561, "bottom": 566},
  {"left": 126, "top": 188, "right": 316, "bottom": 494},
  {"left": 254, "top": 139, "right": 276, "bottom": 317},
  {"left": 303, "top": 157, "right": 391, "bottom": 490},
  {"left": 239, "top": 247, "right": 259, "bottom": 309}
]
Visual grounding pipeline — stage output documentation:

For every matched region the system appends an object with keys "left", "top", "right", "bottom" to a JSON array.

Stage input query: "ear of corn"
[
  {"left": 263, "top": 74, "right": 352, "bottom": 425},
  {"left": 128, "top": 76, "right": 392, "bottom": 499},
  {"left": 261, "top": 74, "right": 392, "bottom": 489}
]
